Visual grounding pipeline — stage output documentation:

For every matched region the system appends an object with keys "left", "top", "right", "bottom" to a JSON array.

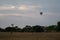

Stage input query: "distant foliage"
[
  {"left": 32, "top": 25, "right": 44, "bottom": 32},
  {"left": 45, "top": 25, "right": 56, "bottom": 32},
  {"left": 0, "top": 21, "right": 60, "bottom": 32},
  {"left": 0, "top": 28, "right": 5, "bottom": 32},
  {"left": 22, "top": 25, "right": 32, "bottom": 32},
  {"left": 5, "top": 26, "right": 21, "bottom": 32},
  {"left": 56, "top": 21, "right": 60, "bottom": 31}
]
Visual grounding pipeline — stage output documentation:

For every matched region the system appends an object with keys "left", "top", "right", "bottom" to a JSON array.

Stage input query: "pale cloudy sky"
[{"left": 0, "top": 0, "right": 60, "bottom": 28}]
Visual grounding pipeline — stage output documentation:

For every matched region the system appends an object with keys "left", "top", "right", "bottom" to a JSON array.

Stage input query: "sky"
[{"left": 0, "top": 0, "right": 60, "bottom": 28}]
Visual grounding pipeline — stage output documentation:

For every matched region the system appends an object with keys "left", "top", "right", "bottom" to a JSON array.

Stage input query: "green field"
[{"left": 0, "top": 32, "right": 60, "bottom": 40}]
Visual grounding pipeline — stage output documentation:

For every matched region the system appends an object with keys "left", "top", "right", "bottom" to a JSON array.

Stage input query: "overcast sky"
[{"left": 0, "top": 0, "right": 60, "bottom": 28}]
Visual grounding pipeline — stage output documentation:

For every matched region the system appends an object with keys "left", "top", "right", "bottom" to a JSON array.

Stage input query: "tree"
[
  {"left": 56, "top": 21, "right": 60, "bottom": 31},
  {"left": 14, "top": 26, "right": 21, "bottom": 32},
  {"left": 32, "top": 25, "right": 44, "bottom": 32},
  {"left": 0, "top": 27, "right": 5, "bottom": 32},
  {"left": 5, "top": 26, "right": 13, "bottom": 32},
  {"left": 11, "top": 24, "right": 14, "bottom": 27},
  {"left": 46, "top": 25, "right": 56, "bottom": 32},
  {"left": 22, "top": 25, "right": 32, "bottom": 32},
  {"left": 5, "top": 25, "right": 21, "bottom": 32}
]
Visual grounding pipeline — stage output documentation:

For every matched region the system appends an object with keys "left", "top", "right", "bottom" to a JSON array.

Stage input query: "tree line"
[{"left": 0, "top": 21, "right": 60, "bottom": 32}]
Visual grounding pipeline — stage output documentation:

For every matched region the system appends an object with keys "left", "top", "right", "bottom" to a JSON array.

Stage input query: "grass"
[{"left": 0, "top": 32, "right": 60, "bottom": 40}]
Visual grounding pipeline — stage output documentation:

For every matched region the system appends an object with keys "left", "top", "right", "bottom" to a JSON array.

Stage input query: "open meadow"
[{"left": 0, "top": 32, "right": 60, "bottom": 40}]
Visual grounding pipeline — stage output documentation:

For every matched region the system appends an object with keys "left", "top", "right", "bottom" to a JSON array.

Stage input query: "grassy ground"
[{"left": 0, "top": 32, "right": 60, "bottom": 40}]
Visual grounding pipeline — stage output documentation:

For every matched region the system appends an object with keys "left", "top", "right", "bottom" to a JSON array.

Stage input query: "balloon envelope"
[{"left": 40, "top": 12, "right": 43, "bottom": 15}]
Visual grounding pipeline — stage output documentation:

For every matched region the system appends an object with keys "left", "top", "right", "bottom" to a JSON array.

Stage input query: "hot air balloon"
[{"left": 40, "top": 12, "right": 43, "bottom": 15}]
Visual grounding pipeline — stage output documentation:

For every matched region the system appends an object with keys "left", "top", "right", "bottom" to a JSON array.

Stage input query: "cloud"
[
  {"left": 0, "top": 5, "right": 42, "bottom": 11},
  {"left": 0, "top": 14, "right": 27, "bottom": 17},
  {"left": 0, "top": 13, "right": 35, "bottom": 18},
  {"left": 17, "top": 5, "right": 42, "bottom": 10},
  {"left": 0, "top": 5, "right": 15, "bottom": 10}
]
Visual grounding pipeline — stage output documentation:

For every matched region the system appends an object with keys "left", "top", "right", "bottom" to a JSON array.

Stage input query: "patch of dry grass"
[{"left": 0, "top": 32, "right": 60, "bottom": 40}]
